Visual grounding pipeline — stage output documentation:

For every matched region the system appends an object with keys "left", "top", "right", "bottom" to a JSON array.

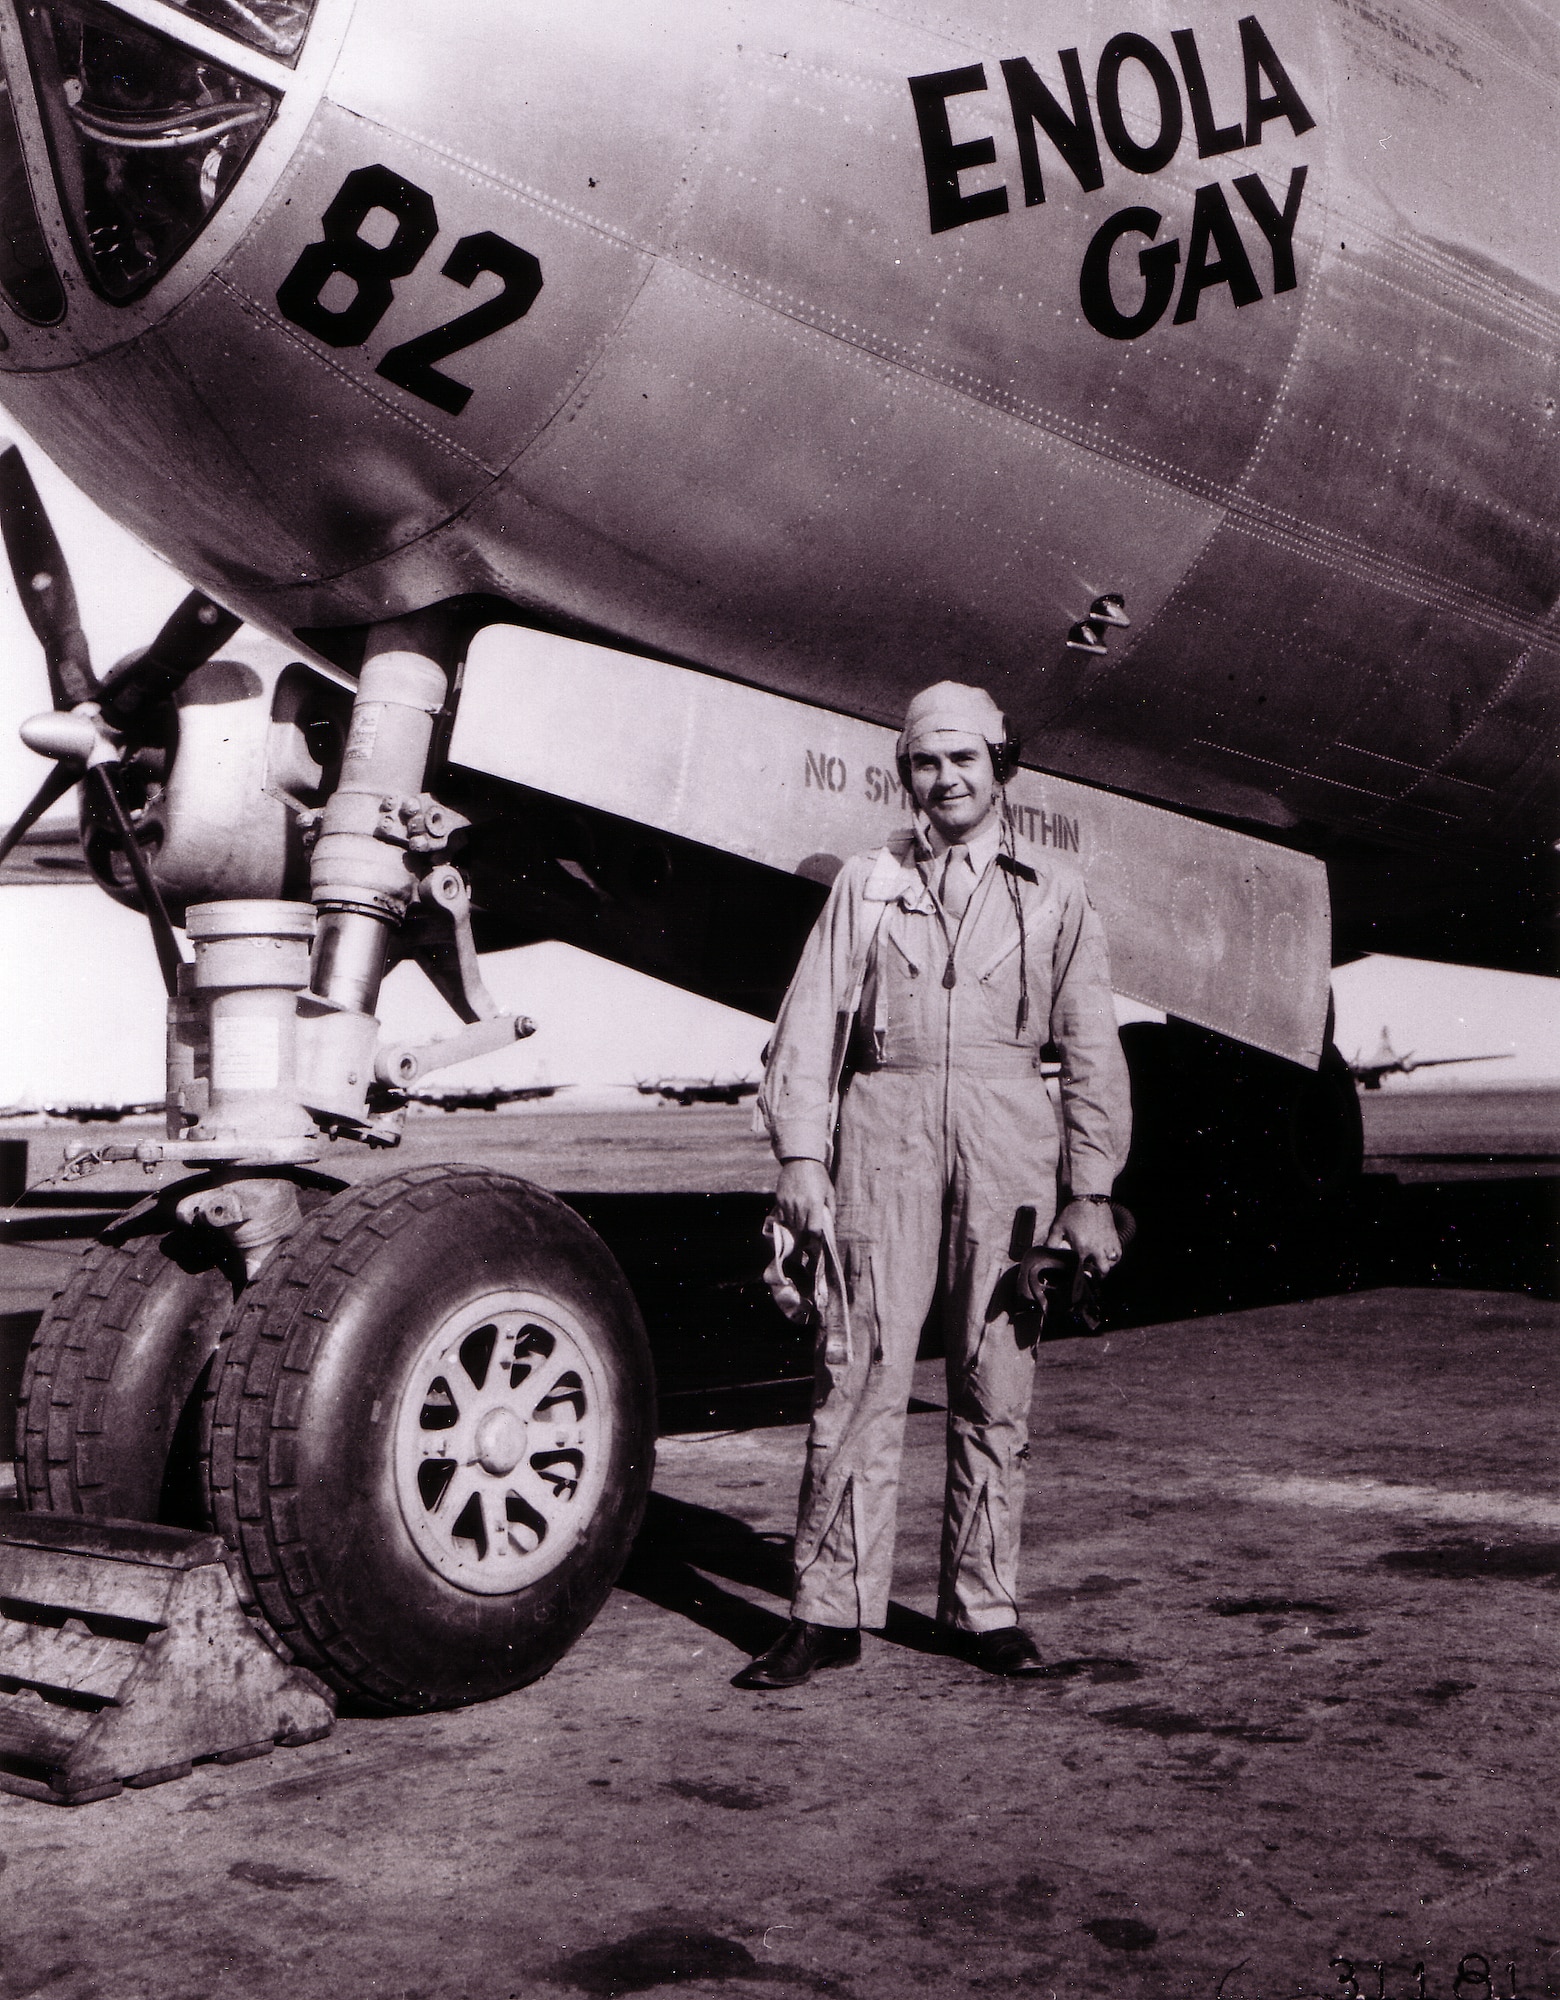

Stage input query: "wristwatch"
[{"left": 1069, "top": 1192, "right": 1114, "bottom": 1205}]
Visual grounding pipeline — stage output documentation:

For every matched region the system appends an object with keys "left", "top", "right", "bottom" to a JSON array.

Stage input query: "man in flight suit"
[{"left": 737, "top": 682, "right": 1131, "bottom": 1687}]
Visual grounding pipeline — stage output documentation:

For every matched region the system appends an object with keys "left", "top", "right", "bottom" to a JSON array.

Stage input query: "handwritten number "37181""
[{"left": 1331, "top": 1955, "right": 1519, "bottom": 1999}]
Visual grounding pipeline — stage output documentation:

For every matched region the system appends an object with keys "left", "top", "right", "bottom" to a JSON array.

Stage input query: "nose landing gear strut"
[{"left": 11, "top": 610, "right": 655, "bottom": 1728}]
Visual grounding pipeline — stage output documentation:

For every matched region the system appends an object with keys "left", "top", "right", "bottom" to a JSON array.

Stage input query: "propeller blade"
[
  {"left": 97, "top": 590, "right": 242, "bottom": 733},
  {"left": 0, "top": 761, "right": 76, "bottom": 868},
  {"left": 86, "top": 764, "right": 184, "bottom": 997},
  {"left": 0, "top": 440, "right": 95, "bottom": 709}
]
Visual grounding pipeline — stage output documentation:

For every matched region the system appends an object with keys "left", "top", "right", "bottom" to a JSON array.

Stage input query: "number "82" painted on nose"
[{"left": 276, "top": 163, "right": 543, "bottom": 417}]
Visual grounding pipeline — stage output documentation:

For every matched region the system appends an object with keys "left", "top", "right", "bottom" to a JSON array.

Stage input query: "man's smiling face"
[{"left": 908, "top": 733, "right": 999, "bottom": 843}]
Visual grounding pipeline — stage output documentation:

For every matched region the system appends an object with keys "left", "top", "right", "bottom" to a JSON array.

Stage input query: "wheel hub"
[
  {"left": 473, "top": 1407, "right": 527, "bottom": 1477},
  {"left": 392, "top": 1290, "right": 613, "bottom": 1595}
]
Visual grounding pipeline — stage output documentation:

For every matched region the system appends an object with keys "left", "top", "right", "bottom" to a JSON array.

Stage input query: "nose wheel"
[
  {"left": 15, "top": 1225, "right": 237, "bottom": 1527},
  {"left": 201, "top": 1166, "right": 655, "bottom": 1712},
  {"left": 395, "top": 1294, "right": 612, "bottom": 1593}
]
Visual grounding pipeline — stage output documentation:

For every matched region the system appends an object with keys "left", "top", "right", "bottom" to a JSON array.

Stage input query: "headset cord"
[{"left": 1000, "top": 798, "right": 1030, "bottom": 1039}]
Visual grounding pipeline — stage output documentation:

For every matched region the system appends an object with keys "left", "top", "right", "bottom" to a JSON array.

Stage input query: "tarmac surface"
[{"left": 0, "top": 1098, "right": 1555, "bottom": 2000}]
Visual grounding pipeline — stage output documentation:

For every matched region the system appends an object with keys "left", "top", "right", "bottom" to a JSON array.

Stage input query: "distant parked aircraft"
[
  {"left": 636, "top": 1078, "right": 761, "bottom": 1107},
  {"left": 0, "top": 1099, "right": 164, "bottom": 1122},
  {"left": 399, "top": 1083, "right": 571, "bottom": 1112},
  {"left": 0, "top": 818, "right": 88, "bottom": 886},
  {"left": 1349, "top": 1030, "right": 1514, "bottom": 1091}
]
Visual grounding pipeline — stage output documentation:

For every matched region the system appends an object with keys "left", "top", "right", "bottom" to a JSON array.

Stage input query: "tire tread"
[
  {"left": 201, "top": 1167, "right": 651, "bottom": 1714},
  {"left": 16, "top": 1238, "right": 168, "bottom": 1512}
]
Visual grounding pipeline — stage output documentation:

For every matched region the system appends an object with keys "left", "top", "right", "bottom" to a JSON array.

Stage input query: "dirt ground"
[{"left": 0, "top": 1109, "right": 1555, "bottom": 2000}]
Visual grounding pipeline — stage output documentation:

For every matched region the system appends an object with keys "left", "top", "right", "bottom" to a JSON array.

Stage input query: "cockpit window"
[
  {"left": 0, "top": 60, "right": 64, "bottom": 321},
  {"left": 18, "top": 0, "right": 277, "bottom": 303},
  {"left": 158, "top": 0, "right": 318, "bottom": 66}
]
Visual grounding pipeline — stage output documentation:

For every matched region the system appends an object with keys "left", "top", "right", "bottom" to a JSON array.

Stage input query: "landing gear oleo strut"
[{"left": 0, "top": 449, "right": 653, "bottom": 1792}]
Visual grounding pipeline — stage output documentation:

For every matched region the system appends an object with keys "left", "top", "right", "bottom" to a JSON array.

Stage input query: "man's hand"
[
  {"left": 775, "top": 1158, "right": 834, "bottom": 1243},
  {"left": 1045, "top": 1198, "right": 1122, "bottom": 1276}
]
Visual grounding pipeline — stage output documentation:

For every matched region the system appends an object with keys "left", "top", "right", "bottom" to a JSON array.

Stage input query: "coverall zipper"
[
  {"left": 928, "top": 874, "right": 956, "bottom": 1189},
  {"left": 930, "top": 865, "right": 985, "bottom": 1195}
]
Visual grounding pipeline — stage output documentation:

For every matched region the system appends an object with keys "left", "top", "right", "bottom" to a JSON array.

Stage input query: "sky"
[{"left": 0, "top": 413, "right": 1554, "bottom": 1107}]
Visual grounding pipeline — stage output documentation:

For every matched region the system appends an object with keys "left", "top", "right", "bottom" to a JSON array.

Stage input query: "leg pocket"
[{"left": 841, "top": 1240, "right": 885, "bottom": 1366}]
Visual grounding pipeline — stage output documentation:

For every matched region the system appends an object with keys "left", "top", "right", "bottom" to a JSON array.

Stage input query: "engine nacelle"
[{"left": 84, "top": 633, "right": 348, "bottom": 922}]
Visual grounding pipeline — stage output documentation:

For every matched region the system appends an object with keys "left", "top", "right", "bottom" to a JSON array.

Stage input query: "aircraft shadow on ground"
[
  {"left": 569, "top": 1175, "right": 1558, "bottom": 1434},
  {"left": 617, "top": 1490, "right": 946, "bottom": 1658},
  {"left": 616, "top": 1494, "right": 794, "bottom": 1655},
  {"left": 1101, "top": 1170, "right": 1558, "bottom": 1327},
  {"left": 1, "top": 1176, "right": 1551, "bottom": 1458},
  {"left": 611, "top": 1173, "right": 1557, "bottom": 1660}
]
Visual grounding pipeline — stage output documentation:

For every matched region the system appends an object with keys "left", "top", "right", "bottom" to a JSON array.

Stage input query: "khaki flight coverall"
[{"left": 761, "top": 824, "right": 1131, "bottom": 1634}]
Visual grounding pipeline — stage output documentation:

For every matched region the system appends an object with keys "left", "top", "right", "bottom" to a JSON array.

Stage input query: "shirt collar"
[{"left": 919, "top": 813, "right": 1004, "bottom": 872}]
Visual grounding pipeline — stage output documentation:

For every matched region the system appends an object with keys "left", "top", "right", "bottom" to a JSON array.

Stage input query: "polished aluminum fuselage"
[{"left": 0, "top": 0, "right": 1554, "bottom": 877}]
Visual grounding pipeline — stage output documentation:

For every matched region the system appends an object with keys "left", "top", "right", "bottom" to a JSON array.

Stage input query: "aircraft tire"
[
  {"left": 1116, "top": 1022, "right": 1365, "bottom": 1306},
  {"left": 1284, "top": 1041, "right": 1365, "bottom": 1207},
  {"left": 200, "top": 1165, "right": 656, "bottom": 1714},
  {"left": 1120, "top": 1021, "right": 1363, "bottom": 1211},
  {"left": 14, "top": 1226, "right": 238, "bottom": 1528}
]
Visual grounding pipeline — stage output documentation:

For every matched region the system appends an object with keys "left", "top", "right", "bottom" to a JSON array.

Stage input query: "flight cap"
[{"left": 896, "top": 680, "right": 1007, "bottom": 759}]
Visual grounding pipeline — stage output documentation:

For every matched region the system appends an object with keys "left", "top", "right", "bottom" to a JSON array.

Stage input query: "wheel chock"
[{"left": 0, "top": 1512, "right": 334, "bottom": 1805}]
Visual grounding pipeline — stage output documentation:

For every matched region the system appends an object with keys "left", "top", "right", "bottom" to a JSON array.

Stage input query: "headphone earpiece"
[
  {"left": 897, "top": 717, "right": 1022, "bottom": 793},
  {"left": 991, "top": 717, "right": 1022, "bottom": 786}
]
